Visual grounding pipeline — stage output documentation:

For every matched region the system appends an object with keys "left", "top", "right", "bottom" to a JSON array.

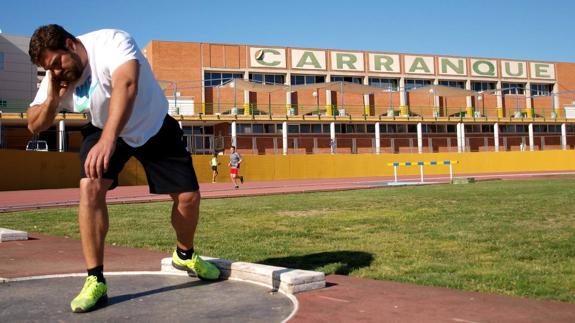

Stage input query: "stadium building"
[{"left": 1, "top": 38, "right": 575, "bottom": 154}]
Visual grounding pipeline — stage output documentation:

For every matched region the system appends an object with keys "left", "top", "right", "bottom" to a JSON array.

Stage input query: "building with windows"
[
  {"left": 0, "top": 34, "right": 38, "bottom": 113},
  {"left": 139, "top": 40, "right": 575, "bottom": 154},
  {"left": 0, "top": 39, "right": 574, "bottom": 154}
]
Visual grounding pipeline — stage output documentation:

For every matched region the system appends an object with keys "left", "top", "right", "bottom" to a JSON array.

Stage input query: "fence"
[
  {"left": 1, "top": 127, "right": 573, "bottom": 156},
  {"left": 387, "top": 160, "right": 459, "bottom": 183},
  {"left": 228, "top": 135, "right": 574, "bottom": 155},
  {"left": 196, "top": 102, "right": 560, "bottom": 119}
]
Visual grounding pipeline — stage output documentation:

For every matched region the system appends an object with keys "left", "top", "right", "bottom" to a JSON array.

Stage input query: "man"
[
  {"left": 228, "top": 146, "right": 243, "bottom": 189},
  {"left": 27, "top": 24, "right": 220, "bottom": 313}
]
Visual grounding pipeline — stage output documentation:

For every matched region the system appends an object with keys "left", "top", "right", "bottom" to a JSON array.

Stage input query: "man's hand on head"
[{"left": 47, "top": 70, "right": 71, "bottom": 100}]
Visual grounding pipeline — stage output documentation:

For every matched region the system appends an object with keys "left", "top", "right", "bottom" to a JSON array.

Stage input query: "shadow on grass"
[{"left": 259, "top": 251, "right": 374, "bottom": 275}]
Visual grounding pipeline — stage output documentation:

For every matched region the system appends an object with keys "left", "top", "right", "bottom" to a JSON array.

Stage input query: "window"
[
  {"left": 0, "top": 99, "right": 7, "bottom": 108},
  {"left": 288, "top": 124, "right": 300, "bottom": 133},
  {"left": 237, "top": 124, "right": 252, "bottom": 134},
  {"left": 405, "top": 79, "right": 432, "bottom": 90},
  {"left": 345, "top": 124, "right": 355, "bottom": 133},
  {"left": 501, "top": 125, "right": 515, "bottom": 133},
  {"left": 369, "top": 78, "right": 398, "bottom": 90},
  {"left": 366, "top": 124, "right": 375, "bottom": 133},
  {"left": 0, "top": 52, "right": 4, "bottom": 70},
  {"left": 290, "top": 74, "right": 325, "bottom": 85},
  {"left": 252, "top": 124, "right": 264, "bottom": 133},
  {"left": 472, "top": 81, "right": 496, "bottom": 92},
  {"left": 549, "top": 125, "right": 561, "bottom": 133},
  {"left": 331, "top": 76, "right": 363, "bottom": 84},
  {"left": 531, "top": 83, "right": 553, "bottom": 96},
  {"left": 203, "top": 126, "right": 214, "bottom": 135},
  {"left": 425, "top": 124, "right": 447, "bottom": 133},
  {"left": 502, "top": 82, "right": 525, "bottom": 95},
  {"left": 465, "top": 124, "right": 481, "bottom": 133},
  {"left": 264, "top": 124, "right": 276, "bottom": 134},
  {"left": 482, "top": 124, "right": 494, "bottom": 133},
  {"left": 396, "top": 124, "right": 407, "bottom": 133},
  {"left": 311, "top": 124, "right": 323, "bottom": 133},
  {"left": 439, "top": 80, "right": 465, "bottom": 89},
  {"left": 204, "top": 72, "right": 243, "bottom": 87},
  {"left": 300, "top": 124, "right": 311, "bottom": 133},
  {"left": 533, "top": 125, "right": 547, "bottom": 133},
  {"left": 249, "top": 73, "right": 285, "bottom": 85}
]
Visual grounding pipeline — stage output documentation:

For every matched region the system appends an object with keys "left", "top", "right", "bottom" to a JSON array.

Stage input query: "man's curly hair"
[{"left": 29, "top": 24, "right": 76, "bottom": 66}]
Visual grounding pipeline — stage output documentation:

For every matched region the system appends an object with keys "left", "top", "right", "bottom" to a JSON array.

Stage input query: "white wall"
[{"left": 0, "top": 34, "right": 38, "bottom": 111}]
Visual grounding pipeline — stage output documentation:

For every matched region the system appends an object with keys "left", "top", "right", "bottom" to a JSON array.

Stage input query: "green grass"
[{"left": 1, "top": 179, "right": 574, "bottom": 302}]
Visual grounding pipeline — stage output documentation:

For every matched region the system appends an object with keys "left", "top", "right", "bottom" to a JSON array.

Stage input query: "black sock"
[
  {"left": 176, "top": 246, "right": 194, "bottom": 260},
  {"left": 87, "top": 265, "right": 106, "bottom": 283}
]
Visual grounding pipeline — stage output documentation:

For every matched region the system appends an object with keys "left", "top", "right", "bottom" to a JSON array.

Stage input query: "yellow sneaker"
[
  {"left": 70, "top": 275, "right": 108, "bottom": 313},
  {"left": 171, "top": 251, "right": 220, "bottom": 280}
]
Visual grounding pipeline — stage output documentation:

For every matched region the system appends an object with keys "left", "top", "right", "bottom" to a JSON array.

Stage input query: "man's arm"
[
  {"left": 27, "top": 71, "right": 68, "bottom": 134},
  {"left": 84, "top": 59, "right": 139, "bottom": 179}
]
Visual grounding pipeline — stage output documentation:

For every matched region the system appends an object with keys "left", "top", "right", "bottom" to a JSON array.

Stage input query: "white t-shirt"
[{"left": 31, "top": 29, "right": 168, "bottom": 147}]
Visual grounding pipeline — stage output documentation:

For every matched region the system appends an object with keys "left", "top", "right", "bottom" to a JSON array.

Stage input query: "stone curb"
[
  {"left": 161, "top": 257, "right": 325, "bottom": 294},
  {"left": 0, "top": 228, "right": 28, "bottom": 242}
]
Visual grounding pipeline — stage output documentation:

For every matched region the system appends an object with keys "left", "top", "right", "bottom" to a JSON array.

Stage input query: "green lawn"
[{"left": 1, "top": 179, "right": 574, "bottom": 302}]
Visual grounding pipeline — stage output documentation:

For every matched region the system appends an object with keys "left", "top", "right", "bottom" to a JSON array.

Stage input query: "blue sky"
[{"left": 2, "top": 0, "right": 574, "bottom": 62}]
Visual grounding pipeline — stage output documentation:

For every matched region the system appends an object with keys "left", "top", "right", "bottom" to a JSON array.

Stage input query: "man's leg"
[
  {"left": 71, "top": 178, "right": 113, "bottom": 313},
  {"left": 170, "top": 191, "right": 201, "bottom": 250},
  {"left": 170, "top": 191, "right": 220, "bottom": 280}
]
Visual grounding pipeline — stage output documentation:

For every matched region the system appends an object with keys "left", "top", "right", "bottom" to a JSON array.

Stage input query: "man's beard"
[{"left": 59, "top": 52, "right": 83, "bottom": 83}]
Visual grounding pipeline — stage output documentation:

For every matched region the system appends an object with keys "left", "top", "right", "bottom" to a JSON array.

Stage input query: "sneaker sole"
[
  {"left": 172, "top": 261, "right": 219, "bottom": 281},
  {"left": 72, "top": 293, "right": 108, "bottom": 313}
]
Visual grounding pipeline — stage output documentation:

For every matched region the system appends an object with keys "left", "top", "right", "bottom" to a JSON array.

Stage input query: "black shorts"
[
  {"left": 80, "top": 115, "right": 199, "bottom": 194},
  {"left": 211, "top": 166, "right": 218, "bottom": 171}
]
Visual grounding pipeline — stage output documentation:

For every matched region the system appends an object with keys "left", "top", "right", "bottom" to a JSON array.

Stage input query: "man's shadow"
[
  {"left": 108, "top": 278, "right": 216, "bottom": 306},
  {"left": 259, "top": 250, "right": 374, "bottom": 275}
]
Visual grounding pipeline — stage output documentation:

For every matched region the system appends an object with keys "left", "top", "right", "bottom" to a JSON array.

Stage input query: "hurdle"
[{"left": 386, "top": 160, "right": 459, "bottom": 183}]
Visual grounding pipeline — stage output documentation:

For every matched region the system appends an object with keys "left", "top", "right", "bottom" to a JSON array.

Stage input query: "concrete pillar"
[
  {"left": 525, "top": 82, "right": 533, "bottom": 118},
  {"left": 375, "top": 122, "right": 381, "bottom": 154},
  {"left": 58, "top": 120, "right": 65, "bottom": 152},
  {"left": 461, "top": 122, "right": 466, "bottom": 152},
  {"left": 528, "top": 123, "right": 534, "bottom": 151},
  {"left": 433, "top": 79, "right": 440, "bottom": 108},
  {"left": 496, "top": 80, "right": 504, "bottom": 118},
  {"left": 243, "top": 71, "right": 250, "bottom": 116},
  {"left": 455, "top": 122, "right": 461, "bottom": 153},
  {"left": 231, "top": 121, "right": 237, "bottom": 147},
  {"left": 465, "top": 80, "right": 474, "bottom": 117},
  {"left": 561, "top": 123, "right": 567, "bottom": 150},
  {"left": 282, "top": 121, "right": 288, "bottom": 155},
  {"left": 552, "top": 83, "right": 559, "bottom": 118},
  {"left": 417, "top": 122, "right": 423, "bottom": 153},
  {"left": 285, "top": 72, "right": 292, "bottom": 116},
  {"left": 330, "top": 122, "right": 336, "bottom": 154},
  {"left": 325, "top": 74, "right": 332, "bottom": 116},
  {"left": 399, "top": 77, "right": 408, "bottom": 116},
  {"left": 494, "top": 123, "right": 500, "bottom": 152},
  {"left": 363, "top": 76, "right": 370, "bottom": 116}
]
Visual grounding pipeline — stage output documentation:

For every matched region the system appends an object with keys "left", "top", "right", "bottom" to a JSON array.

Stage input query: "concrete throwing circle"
[{"left": 0, "top": 273, "right": 295, "bottom": 322}]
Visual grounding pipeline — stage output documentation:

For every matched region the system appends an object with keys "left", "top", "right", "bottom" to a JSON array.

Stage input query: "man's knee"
[
  {"left": 80, "top": 178, "right": 112, "bottom": 204},
  {"left": 172, "top": 191, "right": 200, "bottom": 209}
]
